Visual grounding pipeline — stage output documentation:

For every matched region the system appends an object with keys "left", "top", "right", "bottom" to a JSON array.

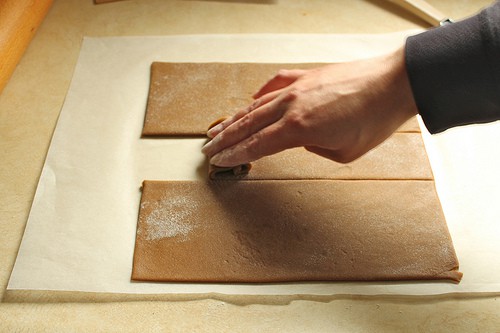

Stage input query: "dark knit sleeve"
[{"left": 405, "top": 1, "right": 500, "bottom": 134}]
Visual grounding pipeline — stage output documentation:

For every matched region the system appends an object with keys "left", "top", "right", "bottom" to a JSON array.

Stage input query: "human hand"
[{"left": 201, "top": 47, "right": 418, "bottom": 167}]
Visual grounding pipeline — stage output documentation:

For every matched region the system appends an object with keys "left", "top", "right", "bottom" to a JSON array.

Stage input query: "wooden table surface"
[{"left": 0, "top": 0, "right": 499, "bottom": 331}]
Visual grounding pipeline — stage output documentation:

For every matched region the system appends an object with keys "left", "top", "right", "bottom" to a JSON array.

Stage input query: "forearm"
[{"left": 405, "top": 1, "right": 500, "bottom": 134}]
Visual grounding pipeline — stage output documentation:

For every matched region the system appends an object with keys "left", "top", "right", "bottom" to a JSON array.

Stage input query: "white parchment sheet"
[{"left": 7, "top": 33, "right": 500, "bottom": 298}]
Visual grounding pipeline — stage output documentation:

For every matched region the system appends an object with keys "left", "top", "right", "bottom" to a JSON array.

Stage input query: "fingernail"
[
  {"left": 207, "top": 124, "right": 223, "bottom": 138},
  {"left": 202, "top": 134, "right": 222, "bottom": 155},
  {"left": 201, "top": 140, "right": 213, "bottom": 155}
]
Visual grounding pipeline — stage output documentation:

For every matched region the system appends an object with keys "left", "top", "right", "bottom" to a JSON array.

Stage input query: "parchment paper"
[{"left": 7, "top": 33, "right": 500, "bottom": 299}]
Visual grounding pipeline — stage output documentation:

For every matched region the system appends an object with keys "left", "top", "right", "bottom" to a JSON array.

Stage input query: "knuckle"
[
  {"left": 240, "top": 112, "right": 254, "bottom": 128},
  {"left": 284, "top": 108, "right": 306, "bottom": 128},
  {"left": 281, "top": 93, "right": 307, "bottom": 127},
  {"left": 283, "top": 88, "right": 302, "bottom": 101},
  {"left": 249, "top": 98, "right": 262, "bottom": 111},
  {"left": 275, "top": 69, "right": 290, "bottom": 79},
  {"left": 238, "top": 113, "right": 257, "bottom": 138},
  {"left": 277, "top": 89, "right": 302, "bottom": 113},
  {"left": 245, "top": 132, "right": 264, "bottom": 159}
]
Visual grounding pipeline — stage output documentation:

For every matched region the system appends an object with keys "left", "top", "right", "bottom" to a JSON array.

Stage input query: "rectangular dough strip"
[
  {"left": 132, "top": 180, "right": 462, "bottom": 283},
  {"left": 142, "top": 62, "right": 420, "bottom": 137},
  {"left": 207, "top": 133, "right": 433, "bottom": 180}
]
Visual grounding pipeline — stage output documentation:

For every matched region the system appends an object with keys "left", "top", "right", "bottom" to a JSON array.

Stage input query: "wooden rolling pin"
[{"left": 0, "top": 0, "right": 53, "bottom": 94}]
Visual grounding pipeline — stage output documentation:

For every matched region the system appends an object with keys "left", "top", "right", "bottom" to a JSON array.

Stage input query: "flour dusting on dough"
[{"left": 142, "top": 195, "right": 198, "bottom": 241}]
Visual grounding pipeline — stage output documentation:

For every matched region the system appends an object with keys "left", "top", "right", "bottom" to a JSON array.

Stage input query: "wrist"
[{"left": 387, "top": 47, "right": 419, "bottom": 124}]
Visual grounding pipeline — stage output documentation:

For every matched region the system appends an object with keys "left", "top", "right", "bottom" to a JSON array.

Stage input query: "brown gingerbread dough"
[
  {"left": 142, "top": 62, "right": 320, "bottom": 136},
  {"left": 206, "top": 132, "right": 433, "bottom": 180},
  {"left": 141, "top": 62, "right": 422, "bottom": 137},
  {"left": 132, "top": 180, "right": 462, "bottom": 283}
]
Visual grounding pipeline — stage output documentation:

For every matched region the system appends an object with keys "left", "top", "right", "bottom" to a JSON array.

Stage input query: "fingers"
[
  {"left": 202, "top": 93, "right": 291, "bottom": 159},
  {"left": 207, "top": 89, "right": 282, "bottom": 139},
  {"left": 207, "top": 68, "right": 306, "bottom": 139},
  {"left": 203, "top": 68, "right": 310, "bottom": 167},
  {"left": 253, "top": 69, "right": 306, "bottom": 99},
  {"left": 202, "top": 91, "right": 293, "bottom": 166},
  {"left": 210, "top": 121, "right": 293, "bottom": 167}
]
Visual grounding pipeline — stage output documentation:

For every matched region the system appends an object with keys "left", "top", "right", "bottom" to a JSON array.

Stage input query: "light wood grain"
[{"left": 388, "top": 0, "right": 448, "bottom": 26}]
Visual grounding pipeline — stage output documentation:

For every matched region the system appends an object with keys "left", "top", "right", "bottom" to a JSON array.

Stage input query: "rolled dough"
[
  {"left": 142, "top": 62, "right": 420, "bottom": 137},
  {"left": 135, "top": 62, "right": 458, "bottom": 286},
  {"left": 132, "top": 180, "right": 462, "bottom": 283},
  {"left": 208, "top": 163, "right": 252, "bottom": 179},
  {"left": 207, "top": 133, "right": 433, "bottom": 180}
]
